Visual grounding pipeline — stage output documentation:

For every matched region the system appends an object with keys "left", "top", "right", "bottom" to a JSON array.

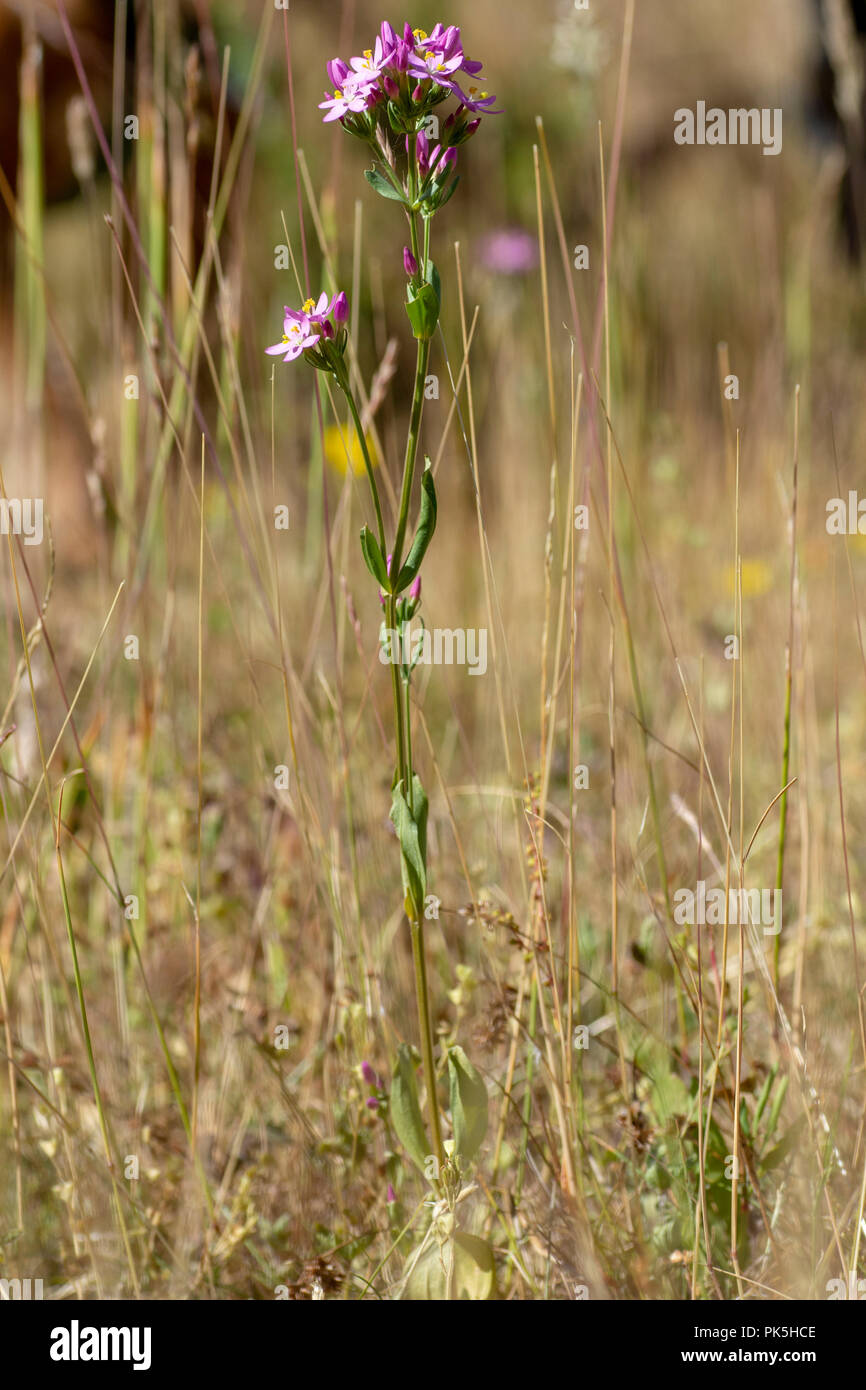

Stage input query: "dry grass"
[{"left": 1, "top": 0, "right": 866, "bottom": 1300}]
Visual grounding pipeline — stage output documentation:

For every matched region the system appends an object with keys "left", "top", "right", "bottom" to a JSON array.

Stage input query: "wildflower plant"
[{"left": 267, "top": 21, "right": 498, "bottom": 1294}]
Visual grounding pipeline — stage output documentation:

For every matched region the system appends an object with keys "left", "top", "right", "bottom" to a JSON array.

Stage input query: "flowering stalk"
[{"left": 268, "top": 20, "right": 499, "bottom": 1189}]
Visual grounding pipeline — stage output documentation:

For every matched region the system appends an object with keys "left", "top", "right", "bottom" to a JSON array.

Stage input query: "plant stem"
[
  {"left": 392, "top": 336, "right": 431, "bottom": 573},
  {"left": 388, "top": 594, "right": 408, "bottom": 783},
  {"left": 342, "top": 288, "right": 442, "bottom": 1171},
  {"left": 410, "top": 910, "right": 445, "bottom": 1168}
]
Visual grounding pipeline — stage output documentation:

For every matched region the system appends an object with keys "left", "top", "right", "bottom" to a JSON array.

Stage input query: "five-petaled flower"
[{"left": 265, "top": 292, "right": 348, "bottom": 364}]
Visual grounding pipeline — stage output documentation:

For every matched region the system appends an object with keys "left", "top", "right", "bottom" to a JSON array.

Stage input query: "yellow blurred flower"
[
  {"left": 324, "top": 423, "right": 380, "bottom": 478},
  {"left": 725, "top": 558, "right": 773, "bottom": 598}
]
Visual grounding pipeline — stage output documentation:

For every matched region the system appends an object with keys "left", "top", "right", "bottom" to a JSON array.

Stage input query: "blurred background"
[{"left": 1, "top": 0, "right": 866, "bottom": 1300}]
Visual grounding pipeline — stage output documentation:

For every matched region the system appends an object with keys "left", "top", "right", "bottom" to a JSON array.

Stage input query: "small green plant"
[{"left": 266, "top": 20, "right": 499, "bottom": 1294}]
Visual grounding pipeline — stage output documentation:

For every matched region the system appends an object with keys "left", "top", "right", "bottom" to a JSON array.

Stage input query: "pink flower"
[
  {"left": 361, "top": 1060, "right": 380, "bottom": 1087},
  {"left": 407, "top": 25, "right": 501, "bottom": 111},
  {"left": 320, "top": 23, "right": 502, "bottom": 126},
  {"left": 265, "top": 305, "right": 321, "bottom": 362},
  {"left": 265, "top": 292, "right": 348, "bottom": 364},
  {"left": 319, "top": 74, "right": 376, "bottom": 123},
  {"left": 479, "top": 228, "right": 539, "bottom": 276}
]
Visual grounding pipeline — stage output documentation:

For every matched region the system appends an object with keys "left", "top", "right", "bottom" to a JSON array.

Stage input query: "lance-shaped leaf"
[
  {"left": 447, "top": 1045, "right": 488, "bottom": 1165},
  {"left": 405, "top": 281, "right": 440, "bottom": 340},
  {"left": 389, "top": 776, "right": 427, "bottom": 909},
  {"left": 365, "top": 167, "right": 408, "bottom": 204},
  {"left": 425, "top": 258, "right": 441, "bottom": 308},
  {"left": 359, "top": 525, "right": 390, "bottom": 590},
  {"left": 395, "top": 461, "right": 437, "bottom": 592},
  {"left": 433, "top": 173, "right": 460, "bottom": 212},
  {"left": 411, "top": 773, "right": 428, "bottom": 867},
  {"left": 390, "top": 1043, "right": 430, "bottom": 1174}
]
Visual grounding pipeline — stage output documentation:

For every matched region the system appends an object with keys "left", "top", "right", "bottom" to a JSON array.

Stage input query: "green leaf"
[
  {"left": 425, "top": 258, "right": 441, "bottom": 307},
  {"left": 650, "top": 1064, "right": 690, "bottom": 1124},
  {"left": 395, "top": 460, "right": 437, "bottom": 591},
  {"left": 390, "top": 1043, "right": 431, "bottom": 1174},
  {"left": 760, "top": 1116, "right": 806, "bottom": 1174},
  {"left": 404, "top": 1232, "right": 496, "bottom": 1300},
  {"left": 447, "top": 1045, "right": 488, "bottom": 1165},
  {"left": 389, "top": 778, "right": 427, "bottom": 909},
  {"left": 410, "top": 773, "right": 428, "bottom": 865},
  {"left": 359, "top": 526, "right": 389, "bottom": 589},
  {"left": 433, "top": 173, "right": 460, "bottom": 211},
  {"left": 405, "top": 281, "right": 440, "bottom": 340},
  {"left": 364, "top": 167, "right": 408, "bottom": 204}
]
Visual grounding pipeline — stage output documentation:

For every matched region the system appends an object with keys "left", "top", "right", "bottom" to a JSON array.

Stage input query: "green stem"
[
  {"left": 392, "top": 336, "right": 431, "bottom": 574},
  {"left": 403, "top": 662, "right": 415, "bottom": 802},
  {"left": 339, "top": 205, "right": 444, "bottom": 1176},
  {"left": 388, "top": 595, "right": 408, "bottom": 783},
  {"left": 410, "top": 912, "right": 445, "bottom": 1168}
]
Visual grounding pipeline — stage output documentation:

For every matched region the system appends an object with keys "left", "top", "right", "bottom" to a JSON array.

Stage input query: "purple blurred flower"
[
  {"left": 366, "top": 1096, "right": 379, "bottom": 1110},
  {"left": 479, "top": 227, "right": 539, "bottom": 276},
  {"left": 386, "top": 1184, "right": 397, "bottom": 1204},
  {"left": 361, "top": 1060, "right": 379, "bottom": 1087}
]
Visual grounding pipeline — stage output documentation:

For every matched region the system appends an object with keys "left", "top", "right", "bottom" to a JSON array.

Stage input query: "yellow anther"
[{"left": 302, "top": 298, "right": 316, "bottom": 314}]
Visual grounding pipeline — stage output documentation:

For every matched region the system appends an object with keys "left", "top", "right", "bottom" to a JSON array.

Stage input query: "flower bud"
[
  {"left": 382, "top": 73, "right": 399, "bottom": 100},
  {"left": 403, "top": 246, "right": 418, "bottom": 277},
  {"left": 409, "top": 575, "right": 421, "bottom": 602},
  {"left": 411, "top": 84, "right": 424, "bottom": 102},
  {"left": 327, "top": 57, "right": 349, "bottom": 89},
  {"left": 333, "top": 290, "right": 349, "bottom": 324}
]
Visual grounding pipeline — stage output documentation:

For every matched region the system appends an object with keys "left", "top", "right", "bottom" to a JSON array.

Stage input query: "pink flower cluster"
[{"left": 319, "top": 21, "right": 499, "bottom": 123}]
